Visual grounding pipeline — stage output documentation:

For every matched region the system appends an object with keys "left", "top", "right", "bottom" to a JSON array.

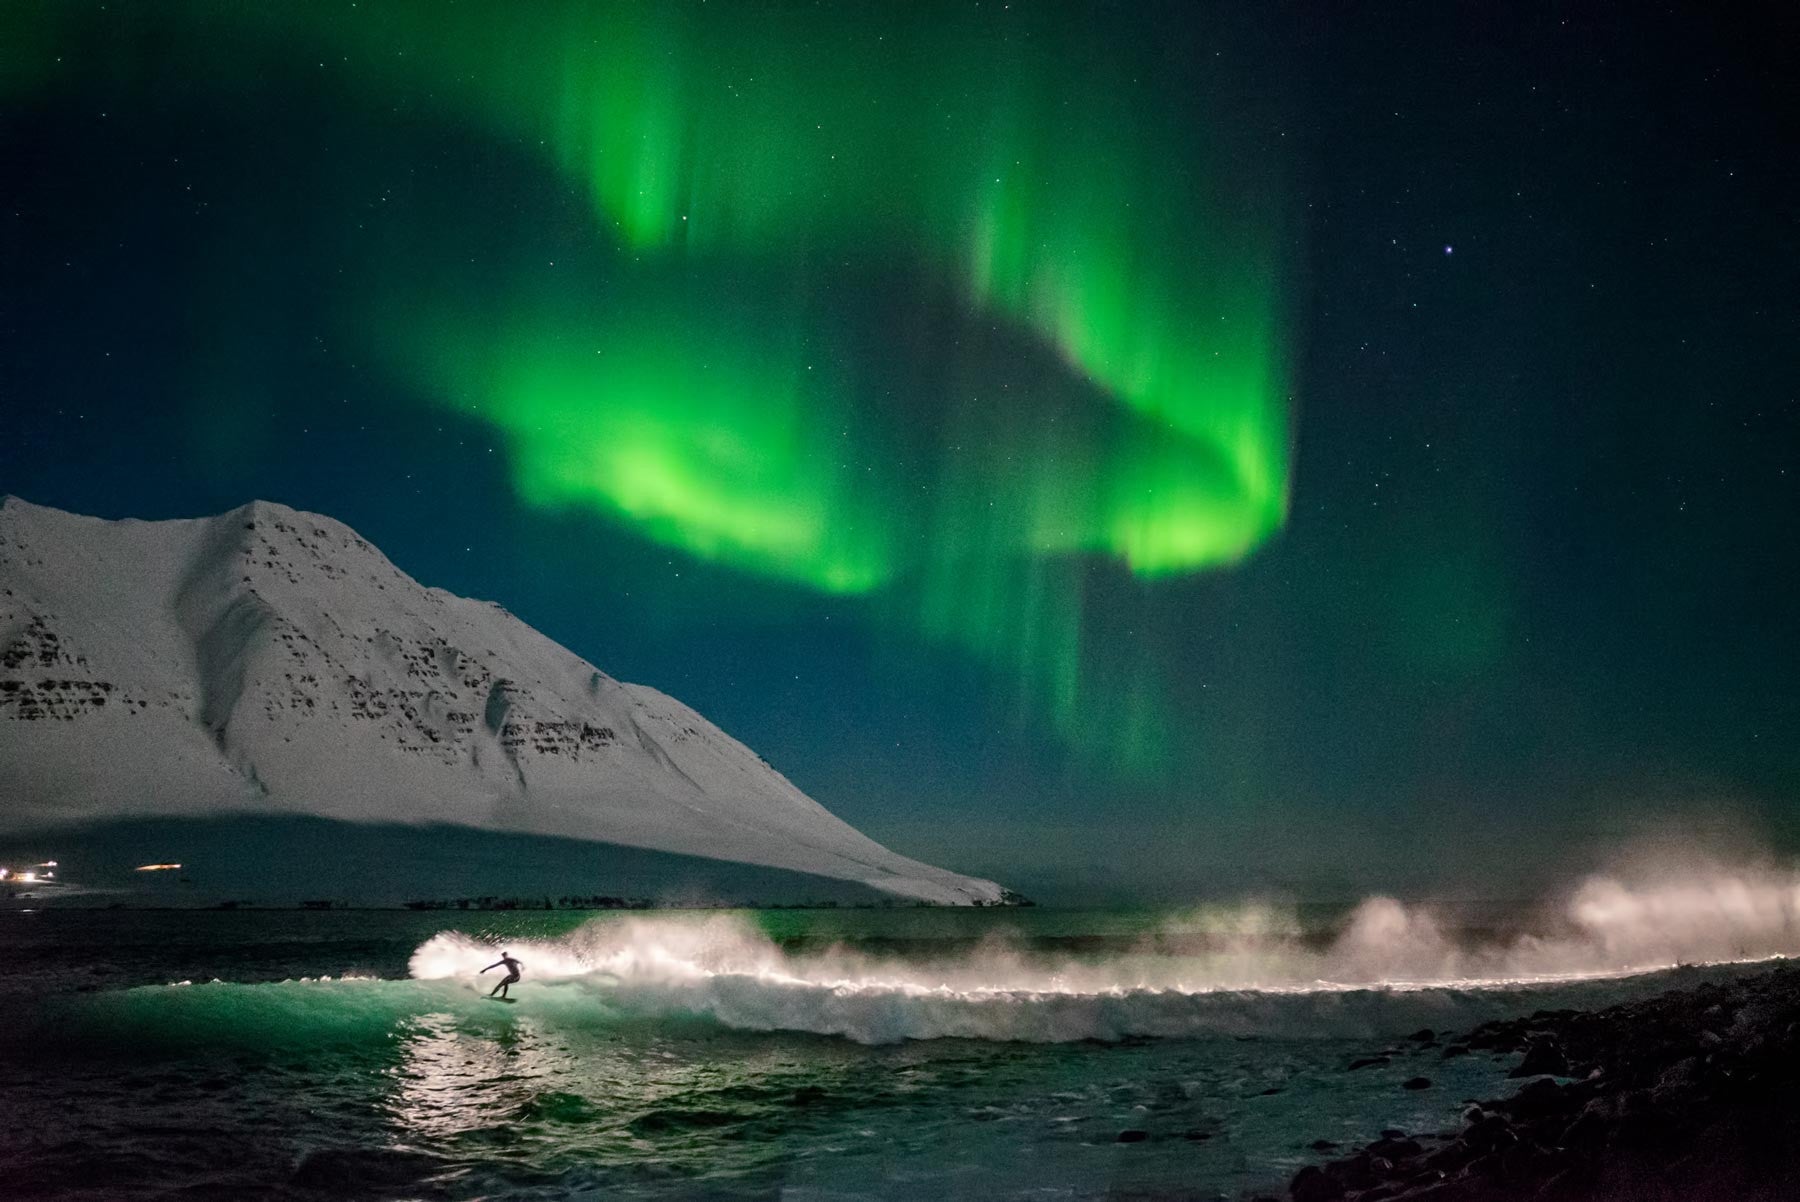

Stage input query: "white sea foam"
[{"left": 405, "top": 867, "right": 1800, "bottom": 1044}]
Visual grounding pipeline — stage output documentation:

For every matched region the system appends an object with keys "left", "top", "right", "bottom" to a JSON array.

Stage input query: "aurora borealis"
[
  {"left": 4, "top": 1, "right": 1795, "bottom": 898},
  {"left": 14, "top": 0, "right": 1292, "bottom": 772},
  {"left": 299, "top": 0, "right": 1291, "bottom": 770}
]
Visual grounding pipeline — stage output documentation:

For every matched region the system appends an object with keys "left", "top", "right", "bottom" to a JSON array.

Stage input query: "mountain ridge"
[{"left": 0, "top": 496, "right": 1003, "bottom": 905}]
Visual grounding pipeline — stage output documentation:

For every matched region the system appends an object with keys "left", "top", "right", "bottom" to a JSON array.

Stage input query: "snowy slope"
[{"left": 0, "top": 497, "right": 1003, "bottom": 904}]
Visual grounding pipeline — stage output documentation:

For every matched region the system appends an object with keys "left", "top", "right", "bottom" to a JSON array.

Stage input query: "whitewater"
[
  {"left": 8, "top": 867, "right": 1800, "bottom": 1199},
  {"left": 390, "top": 867, "right": 1800, "bottom": 1045}
]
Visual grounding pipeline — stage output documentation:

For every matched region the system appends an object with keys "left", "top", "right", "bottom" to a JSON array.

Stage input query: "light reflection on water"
[{"left": 5, "top": 889, "right": 1797, "bottom": 1199}]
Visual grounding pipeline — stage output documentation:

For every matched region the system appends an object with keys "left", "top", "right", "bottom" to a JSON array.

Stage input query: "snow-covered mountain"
[{"left": 0, "top": 497, "right": 1002, "bottom": 904}]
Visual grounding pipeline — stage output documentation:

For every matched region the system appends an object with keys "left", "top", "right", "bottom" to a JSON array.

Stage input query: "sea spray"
[
  {"left": 26, "top": 866, "right": 1800, "bottom": 1054},
  {"left": 383, "top": 868, "right": 1800, "bottom": 1044}
]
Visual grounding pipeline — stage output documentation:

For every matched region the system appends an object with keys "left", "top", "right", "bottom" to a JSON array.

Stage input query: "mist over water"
[{"left": 401, "top": 865, "right": 1800, "bottom": 1044}]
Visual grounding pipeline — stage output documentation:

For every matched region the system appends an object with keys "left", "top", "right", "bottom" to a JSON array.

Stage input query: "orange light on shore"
[{"left": 135, "top": 863, "right": 183, "bottom": 872}]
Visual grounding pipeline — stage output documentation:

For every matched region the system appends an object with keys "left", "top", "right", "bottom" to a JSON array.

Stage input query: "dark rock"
[
  {"left": 1463, "top": 1151, "right": 1502, "bottom": 1179},
  {"left": 1324, "top": 1152, "right": 1376, "bottom": 1189},
  {"left": 1378, "top": 1127, "right": 1406, "bottom": 1140},
  {"left": 1183, "top": 1128, "right": 1213, "bottom": 1142},
  {"left": 1289, "top": 1164, "right": 1345, "bottom": 1202},
  {"left": 1401, "top": 1076, "right": 1432, "bottom": 1090},
  {"left": 1407, "top": 1028, "right": 1436, "bottom": 1042},
  {"left": 1497, "top": 1140, "right": 1560, "bottom": 1185},
  {"left": 1309, "top": 1139, "right": 1340, "bottom": 1151},
  {"left": 1285, "top": 966, "right": 1800, "bottom": 1202},
  {"left": 1423, "top": 1140, "right": 1474, "bottom": 1174},
  {"left": 1260, "top": 1085, "right": 1285, "bottom": 1095},
  {"left": 1614, "top": 1087, "right": 1684, "bottom": 1149},
  {"left": 1559, "top": 1097, "right": 1614, "bottom": 1148},
  {"left": 1503, "top": 1075, "right": 1574, "bottom": 1121},
  {"left": 1115, "top": 1129, "right": 1148, "bottom": 1143},
  {"left": 1653, "top": 1055, "right": 1704, "bottom": 1100},
  {"left": 1509, "top": 1037, "right": 1570, "bottom": 1079},
  {"left": 1347, "top": 1056, "right": 1390, "bottom": 1071},
  {"left": 1464, "top": 1114, "right": 1518, "bottom": 1155},
  {"left": 1368, "top": 1136, "right": 1424, "bottom": 1160}
]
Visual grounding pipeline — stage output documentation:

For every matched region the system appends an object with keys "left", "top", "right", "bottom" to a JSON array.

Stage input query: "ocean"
[{"left": 0, "top": 904, "right": 1750, "bottom": 1200}]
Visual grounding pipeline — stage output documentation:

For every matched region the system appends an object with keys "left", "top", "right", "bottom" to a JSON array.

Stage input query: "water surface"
[{"left": 0, "top": 906, "right": 1720, "bottom": 1200}]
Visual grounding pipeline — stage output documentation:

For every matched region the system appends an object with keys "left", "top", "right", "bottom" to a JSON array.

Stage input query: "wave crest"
[{"left": 401, "top": 868, "right": 1800, "bottom": 1043}]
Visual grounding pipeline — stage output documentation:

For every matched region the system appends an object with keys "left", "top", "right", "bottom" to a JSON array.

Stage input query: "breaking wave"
[
  {"left": 392, "top": 868, "right": 1800, "bottom": 1044},
  {"left": 38, "top": 866, "right": 1800, "bottom": 1051}
]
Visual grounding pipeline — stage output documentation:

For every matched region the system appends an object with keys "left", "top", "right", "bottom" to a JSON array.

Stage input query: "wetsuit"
[{"left": 483, "top": 955, "right": 523, "bottom": 997}]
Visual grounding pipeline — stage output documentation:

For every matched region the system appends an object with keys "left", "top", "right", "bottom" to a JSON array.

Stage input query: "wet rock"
[
  {"left": 1497, "top": 1140, "right": 1562, "bottom": 1185},
  {"left": 1509, "top": 1037, "right": 1571, "bottom": 1079},
  {"left": 1406, "top": 1028, "right": 1436, "bottom": 1043},
  {"left": 1289, "top": 1164, "right": 1345, "bottom": 1202},
  {"left": 1115, "top": 1129, "right": 1148, "bottom": 1143},
  {"left": 1285, "top": 965, "right": 1800, "bottom": 1202},
  {"left": 1609, "top": 1087, "right": 1670, "bottom": 1149},
  {"left": 1368, "top": 1136, "right": 1423, "bottom": 1160},
  {"left": 1324, "top": 1152, "right": 1377, "bottom": 1190},
  {"left": 1503, "top": 1075, "right": 1574, "bottom": 1121},
  {"left": 1423, "top": 1140, "right": 1474, "bottom": 1174},
  {"left": 1560, "top": 1096, "right": 1615, "bottom": 1148},
  {"left": 1309, "top": 1138, "right": 1340, "bottom": 1151},
  {"left": 1462, "top": 1151, "right": 1501, "bottom": 1179},
  {"left": 1463, "top": 1113, "right": 1518, "bottom": 1155},
  {"left": 1653, "top": 1055, "right": 1703, "bottom": 1101},
  {"left": 1401, "top": 1076, "right": 1432, "bottom": 1090}
]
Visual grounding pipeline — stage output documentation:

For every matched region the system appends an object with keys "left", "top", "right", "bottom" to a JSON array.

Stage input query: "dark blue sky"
[{"left": 3, "top": 2, "right": 1794, "bottom": 901}]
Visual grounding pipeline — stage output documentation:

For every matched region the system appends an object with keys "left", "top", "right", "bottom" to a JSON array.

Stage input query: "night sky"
[{"left": 3, "top": 2, "right": 1794, "bottom": 902}]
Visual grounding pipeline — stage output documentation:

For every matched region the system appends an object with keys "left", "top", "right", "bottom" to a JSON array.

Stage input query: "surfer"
[{"left": 481, "top": 951, "right": 523, "bottom": 999}]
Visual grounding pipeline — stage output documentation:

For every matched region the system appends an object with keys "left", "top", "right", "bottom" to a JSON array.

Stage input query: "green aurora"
[{"left": 11, "top": 1, "right": 1294, "bottom": 771}]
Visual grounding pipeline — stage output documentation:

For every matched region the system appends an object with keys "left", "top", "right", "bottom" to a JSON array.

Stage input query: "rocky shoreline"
[{"left": 1281, "top": 962, "right": 1800, "bottom": 1201}]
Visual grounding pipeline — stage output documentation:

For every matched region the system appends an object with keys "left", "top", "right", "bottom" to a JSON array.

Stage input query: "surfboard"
[{"left": 486, "top": 996, "right": 517, "bottom": 1004}]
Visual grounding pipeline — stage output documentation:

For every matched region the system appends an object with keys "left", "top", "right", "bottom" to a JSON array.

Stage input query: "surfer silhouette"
[{"left": 481, "top": 951, "right": 523, "bottom": 999}]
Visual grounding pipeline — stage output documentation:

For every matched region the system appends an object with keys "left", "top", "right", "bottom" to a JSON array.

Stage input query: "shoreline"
[{"left": 1281, "top": 961, "right": 1800, "bottom": 1201}]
